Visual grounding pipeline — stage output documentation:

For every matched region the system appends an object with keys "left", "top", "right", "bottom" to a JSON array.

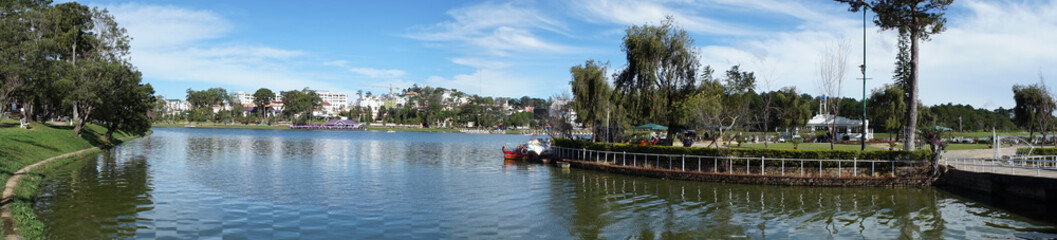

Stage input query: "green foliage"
[
  {"left": 868, "top": 84, "right": 907, "bottom": 138},
  {"left": 1012, "top": 83, "right": 1055, "bottom": 138},
  {"left": 613, "top": 16, "right": 700, "bottom": 144},
  {"left": 280, "top": 88, "right": 322, "bottom": 125},
  {"left": 186, "top": 87, "right": 228, "bottom": 111},
  {"left": 1017, "top": 147, "right": 1057, "bottom": 156},
  {"left": 253, "top": 88, "right": 275, "bottom": 121},
  {"left": 554, "top": 139, "right": 932, "bottom": 161},
  {"left": 773, "top": 87, "right": 812, "bottom": 130},
  {"left": 93, "top": 65, "right": 154, "bottom": 143},
  {"left": 570, "top": 59, "right": 612, "bottom": 141}
]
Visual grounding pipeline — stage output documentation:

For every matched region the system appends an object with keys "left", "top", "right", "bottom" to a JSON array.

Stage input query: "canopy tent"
[
  {"left": 929, "top": 126, "right": 953, "bottom": 131},
  {"left": 633, "top": 123, "right": 668, "bottom": 130}
]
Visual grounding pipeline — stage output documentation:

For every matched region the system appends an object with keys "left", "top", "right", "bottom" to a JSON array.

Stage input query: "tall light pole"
[{"left": 860, "top": 2, "right": 870, "bottom": 151}]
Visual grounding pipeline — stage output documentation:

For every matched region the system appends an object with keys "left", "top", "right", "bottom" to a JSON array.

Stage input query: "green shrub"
[
  {"left": 1017, "top": 147, "right": 1057, "bottom": 155},
  {"left": 554, "top": 139, "right": 932, "bottom": 160}
]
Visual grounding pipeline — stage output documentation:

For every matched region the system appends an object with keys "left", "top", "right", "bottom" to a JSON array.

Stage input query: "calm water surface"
[{"left": 33, "top": 127, "right": 1057, "bottom": 239}]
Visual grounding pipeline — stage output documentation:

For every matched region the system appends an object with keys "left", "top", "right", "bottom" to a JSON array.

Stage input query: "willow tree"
[
  {"left": 570, "top": 59, "right": 612, "bottom": 142},
  {"left": 613, "top": 16, "right": 699, "bottom": 145},
  {"left": 868, "top": 84, "right": 907, "bottom": 141},
  {"left": 1013, "top": 83, "right": 1055, "bottom": 142},
  {"left": 835, "top": 0, "right": 954, "bottom": 150}
]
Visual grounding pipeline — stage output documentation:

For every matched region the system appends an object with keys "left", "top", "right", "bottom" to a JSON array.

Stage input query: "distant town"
[{"left": 159, "top": 85, "right": 553, "bottom": 130}]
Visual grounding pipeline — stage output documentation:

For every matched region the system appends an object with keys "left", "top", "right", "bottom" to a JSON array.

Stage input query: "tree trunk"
[
  {"left": 73, "top": 104, "right": 92, "bottom": 136},
  {"left": 905, "top": 31, "right": 921, "bottom": 150},
  {"left": 105, "top": 124, "right": 116, "bottom": 144}
]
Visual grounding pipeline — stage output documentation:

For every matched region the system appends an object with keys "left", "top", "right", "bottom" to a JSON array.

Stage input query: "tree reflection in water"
[
  {"left": 552, "top": 168, "right": 1049, "bottom": 239},
  {"left": 35, "top": 149, "right": 153, "bottom": 239}
]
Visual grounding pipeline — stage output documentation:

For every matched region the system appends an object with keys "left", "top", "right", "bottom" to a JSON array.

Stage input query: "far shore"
[{"left": 150, "top": 123, "right": 549, "bottom": 134}]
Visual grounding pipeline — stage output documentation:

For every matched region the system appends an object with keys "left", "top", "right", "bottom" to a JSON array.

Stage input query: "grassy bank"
[
  {"left": 9, "top": 152, "right": 99, "bottom": 239},
  {"left": 0, "top": 119, "right": 138, "bottom": 238}
]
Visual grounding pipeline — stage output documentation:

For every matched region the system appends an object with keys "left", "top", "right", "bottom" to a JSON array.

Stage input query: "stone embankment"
[{"left": 557, "top": 158, "right": 934, "bottom": 187}]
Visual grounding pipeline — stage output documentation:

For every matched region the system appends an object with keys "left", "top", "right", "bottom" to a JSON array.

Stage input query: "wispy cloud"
[
  {"left": 425, "top": 69, "right": 548, "bottom": 97},
  {"left": 406, "top": 1, "right": 574, "bottom": 55},
  {"left": 323, "top": 60, "right": 407, "bottom": 79},
  {"left": 452, "top": 58, "right": 511, "bottom": 69},
  {"left": 568, "top": 0, "right": 756, "bottom": 36}
]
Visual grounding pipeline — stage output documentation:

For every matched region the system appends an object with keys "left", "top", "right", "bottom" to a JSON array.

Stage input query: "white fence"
[
  {"left": 551, "top": 146, "right": 932, "bottom": 178},
  {"left": 944, "top": 155, "right": 1057, "bottom": 177}
]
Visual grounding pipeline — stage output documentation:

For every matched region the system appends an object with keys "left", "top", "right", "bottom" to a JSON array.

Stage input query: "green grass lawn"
[
  {"left": 872, "top": 131, "right": 1028, "bottom": 139},
  {"left": 1, "top": 118, "right": 138, "bottom": 237},
  {"left": 943, "top": 143, "right": 992, "bottom": 150},
  {"left": 737, "top": 142, "right": 885, "bottom": 150}
]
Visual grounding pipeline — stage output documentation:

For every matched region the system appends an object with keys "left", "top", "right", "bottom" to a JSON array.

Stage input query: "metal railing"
[
  {"left": 944, "top": 155, "right": 1057, "bottom": 177},
  {"left": 550, "top": 146, "right": 931, "bottom": 178}
]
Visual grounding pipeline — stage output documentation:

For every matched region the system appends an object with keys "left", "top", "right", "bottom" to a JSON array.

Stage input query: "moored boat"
[
  {"left": 501, "top": 138, "right": 550, "bottom": 160},
  {"left": 502, "top": 145, "right": 527, "bottom": 160}
]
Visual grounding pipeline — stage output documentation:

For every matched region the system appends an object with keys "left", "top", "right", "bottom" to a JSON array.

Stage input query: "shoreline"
[
  {"left": 0, "top": 121, "right": 145, "bottom": 239},
  {"left": 151, "top": 123, "right": 547, "bottom": 134}
]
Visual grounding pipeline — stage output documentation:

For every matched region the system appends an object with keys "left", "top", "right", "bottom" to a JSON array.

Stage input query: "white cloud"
[
  {"left": 570, "top": 0, "right": 753, "bottom": 35},
  {"left": 424, "top": 69, "right": 549, "bottom": 97},
  {"left": 681, "top": 0, "right": 1057, "bottom": 109},
  {"left": 107, "top": 3, "right": 231, "bottom": 49},
  {"left": 322, "top": 60, "right": 407, "bottom": 79},
  {"left": 407, "top": 1, "right": 573, "bottom": 55},
  {"left": 104, "top": 3, "right": 339, "bottom": 95}
]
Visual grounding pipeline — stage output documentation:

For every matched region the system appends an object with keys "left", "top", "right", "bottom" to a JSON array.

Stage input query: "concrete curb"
[{"left": 1, "top": 147, "right": 100, "bottom": 240}]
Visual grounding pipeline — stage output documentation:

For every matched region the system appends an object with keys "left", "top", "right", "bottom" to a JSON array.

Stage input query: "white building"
[
  {"left": 163, "top": 99, "right": 190, "bottom": 114},
  {"left": 232, "top": 91, "right": 255, "bottom": 105},
  {"left": 805, "top": 114, "right": 873, "bottom": 141},
  {"left": 314, "top": 90, "right": 348, "bottom": 115}
]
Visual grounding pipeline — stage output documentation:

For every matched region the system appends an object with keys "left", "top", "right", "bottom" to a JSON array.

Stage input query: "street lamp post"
[{"left": 860, "top": 2, "right": 870, "bottom": 151}]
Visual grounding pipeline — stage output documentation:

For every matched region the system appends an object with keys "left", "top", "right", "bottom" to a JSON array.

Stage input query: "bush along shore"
[
  {"left": 1, "top": 120, "right": 144, "bottom": 239},
  {"left": 552, "top": 139, "right": 937, "bottom": 186}
]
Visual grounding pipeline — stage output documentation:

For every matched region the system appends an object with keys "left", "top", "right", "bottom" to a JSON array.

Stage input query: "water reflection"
[
  {"left": 34, "top": 148, "right": 153, "bottom": 239},
  {"left": 552, "top": 169, "right": 1056, "bottom": 239},
  {"left": 29, "top": 127, "right": 1057, "bottom": 239}
]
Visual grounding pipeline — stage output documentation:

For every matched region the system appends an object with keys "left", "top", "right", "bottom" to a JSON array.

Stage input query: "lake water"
[{"left": 32, "top": 127, "right": 1057, "bottom": 239}]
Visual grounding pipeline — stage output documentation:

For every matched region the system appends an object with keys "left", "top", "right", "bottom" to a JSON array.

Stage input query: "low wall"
[
  {"left": 561, "top": 159, "right": 932, "bottom": 187},
  {"left": 935, "top": 166, "right": 1057, "bottom": 202},
  {"left": 934, "top": 166, "right": 1057, "bottom": 223}
]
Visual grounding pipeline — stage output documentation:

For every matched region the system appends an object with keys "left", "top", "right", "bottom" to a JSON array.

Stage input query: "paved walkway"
[
  {"left": 1, "top": 147, "right": 100, "bottom": 240},
  {"left": 943, "top": 146, "right": 1057, "bottom": 179}
]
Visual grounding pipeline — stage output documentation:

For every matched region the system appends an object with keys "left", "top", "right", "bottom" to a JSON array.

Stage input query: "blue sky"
[{"left": 79, "top": 0, "right": 1056, "bottom": 109}]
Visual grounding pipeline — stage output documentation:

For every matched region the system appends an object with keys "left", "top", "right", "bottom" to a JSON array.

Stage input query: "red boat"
[{"left": 502, "top": 145, "right": 527, "bottom": 160}]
